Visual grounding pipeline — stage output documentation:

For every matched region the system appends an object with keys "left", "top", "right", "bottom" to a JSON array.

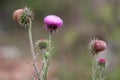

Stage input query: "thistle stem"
[
  {"left": 92, "top": 57, "right": 96, "bottom": 80},
  {"left": 43, "top": 51, "right": 49, "bottom": 80},
  {"left": 49, "top": 32, "right": 52, "bottom": 42},
  {"left": 99, "top": 68, "right": 102, "bottom": 80},
  {"left": 41, "top": 33, "right": 52, "bottom": 80},
  {"left": 41, "top": 49, "right": 48, "bottom": 80},
  {"left": 44, "top": 33, "right": 52, "bottom": 80},
  {"left": 28, "top": 19, "right": 40, "bottom": 80}
]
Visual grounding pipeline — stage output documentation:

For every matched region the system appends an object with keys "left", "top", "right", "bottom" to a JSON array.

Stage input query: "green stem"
[
  {"left": 45, "top": 62, "right": 49, "bottom": 80},
  {"left": 28, "top": 19, "right": 40, "bottom": 80},
  {"left": 48, "top": 32, "right": 52, "bottom": 52},
  {"left": 99, "top": 68, "right": 102, "bottom": 80},
  {"left": 44, "top": 52, "right": 49, "bottom": 80},
  {"left": 49, "top": 32, "right": 52, "bottom": 42},
  {"left": 41, "top": 33, "right": 52, "bottom": 80},
  {"left": 41, "top": 49, "right": 49, "bottom": 80},
  {"left": 44, "top": 33, "right": 52, "bottom": 80},
  {"left": 92, "top": 57, "right": 96, "bottom": 80}
]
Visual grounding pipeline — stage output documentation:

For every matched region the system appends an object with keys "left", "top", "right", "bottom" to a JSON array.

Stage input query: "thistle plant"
[
  {"left": 89, "top": 39, "right": 107, "bottom": 80},
  {"left": 12, "top": 6, "right": 111, "bottom": 80},
  {"left": 35, "top": 39, "right": 50, "bottom": 80},
  {"left": 41, "top": 15, "right": 63, "bottom": 80},
  {"left": 13, "top": 7, "right": 63, "bottom": 80}
]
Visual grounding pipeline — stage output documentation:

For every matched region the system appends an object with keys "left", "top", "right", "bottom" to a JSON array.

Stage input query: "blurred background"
[{"left": 0, "top": 0, "right": 120, "bottom": 80}]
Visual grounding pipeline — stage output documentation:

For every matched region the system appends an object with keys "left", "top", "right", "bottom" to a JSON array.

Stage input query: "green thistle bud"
[
  {"left": 44, "top": 51, "right": 50, "bottom": 59},
  {"left": 35, "top": 39, "right": 49, "bottom": 50}
]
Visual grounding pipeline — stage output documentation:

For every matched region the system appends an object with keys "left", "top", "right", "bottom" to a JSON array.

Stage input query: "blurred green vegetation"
[{"left": 0, "top": 0, "right": 120, "bottom": 80}]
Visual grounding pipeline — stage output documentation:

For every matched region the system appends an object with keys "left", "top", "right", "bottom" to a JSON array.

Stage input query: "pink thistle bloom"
[
  {"left": 97, "top": 58, "right": 107, "bottom": 68},
  {"left": 93, "top": 40, "right": 107, "bottom": 52},
  {"left": 44, "top": 15, "right": 63, "bottom": 32},
  {"left": 98, "top": 58, "right": 106, "bottom": 63},
  {"left": 89, "top": 39, "right": 107, "bottom": 55}
]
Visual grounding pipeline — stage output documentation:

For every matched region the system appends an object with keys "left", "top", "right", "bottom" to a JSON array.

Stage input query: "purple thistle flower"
[{"left": 44, "top": 15, "right": 63, "bottom": 32}]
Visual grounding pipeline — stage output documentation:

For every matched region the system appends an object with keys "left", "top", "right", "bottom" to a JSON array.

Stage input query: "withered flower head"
[{"left": 13, "top": 7, "right": 33, "bottom": 27}]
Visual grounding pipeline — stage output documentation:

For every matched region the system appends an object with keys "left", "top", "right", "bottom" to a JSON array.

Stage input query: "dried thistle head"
[
  {"left": 89, "top": 38, "right": 107, "bottom": 55},
  {"left": 13, "top": 7, "right": 33, "bottom": 27}
]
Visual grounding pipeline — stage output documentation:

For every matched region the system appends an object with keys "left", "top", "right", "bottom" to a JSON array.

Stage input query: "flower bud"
[
  {"left": 97, "top": 58, "right": 107, "bottom": 69},
  {"left": 13, "top": 7, "right": 33, "bottom": 27},
  {"left": 89, "top": 39, "right": 107, "bottom": 55},
  {"left": 44, "top": 51, "right": 50, "bottom": 59},
  {"left": 35, "top": 39, "right": 49, "bottom": 50},
  {"left": 44, "top": 15, "right": 63, "bottom": 32}
]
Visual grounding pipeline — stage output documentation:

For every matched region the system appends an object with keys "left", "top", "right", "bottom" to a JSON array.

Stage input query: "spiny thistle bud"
[
  {"left": 35, "top": 39, "right": 49, "bottom": 49},
  {"left": 43, "top": 15, "right": 63, "bottom": 32},
  {"left": 13, "top": 7, "right": 33, "bottom": 27},
  {"left": 89, "top": 39, "right": 107, "bottom": 55},
  {"left": 97, "top": 58, "right": 107, "bottom": 69}
]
